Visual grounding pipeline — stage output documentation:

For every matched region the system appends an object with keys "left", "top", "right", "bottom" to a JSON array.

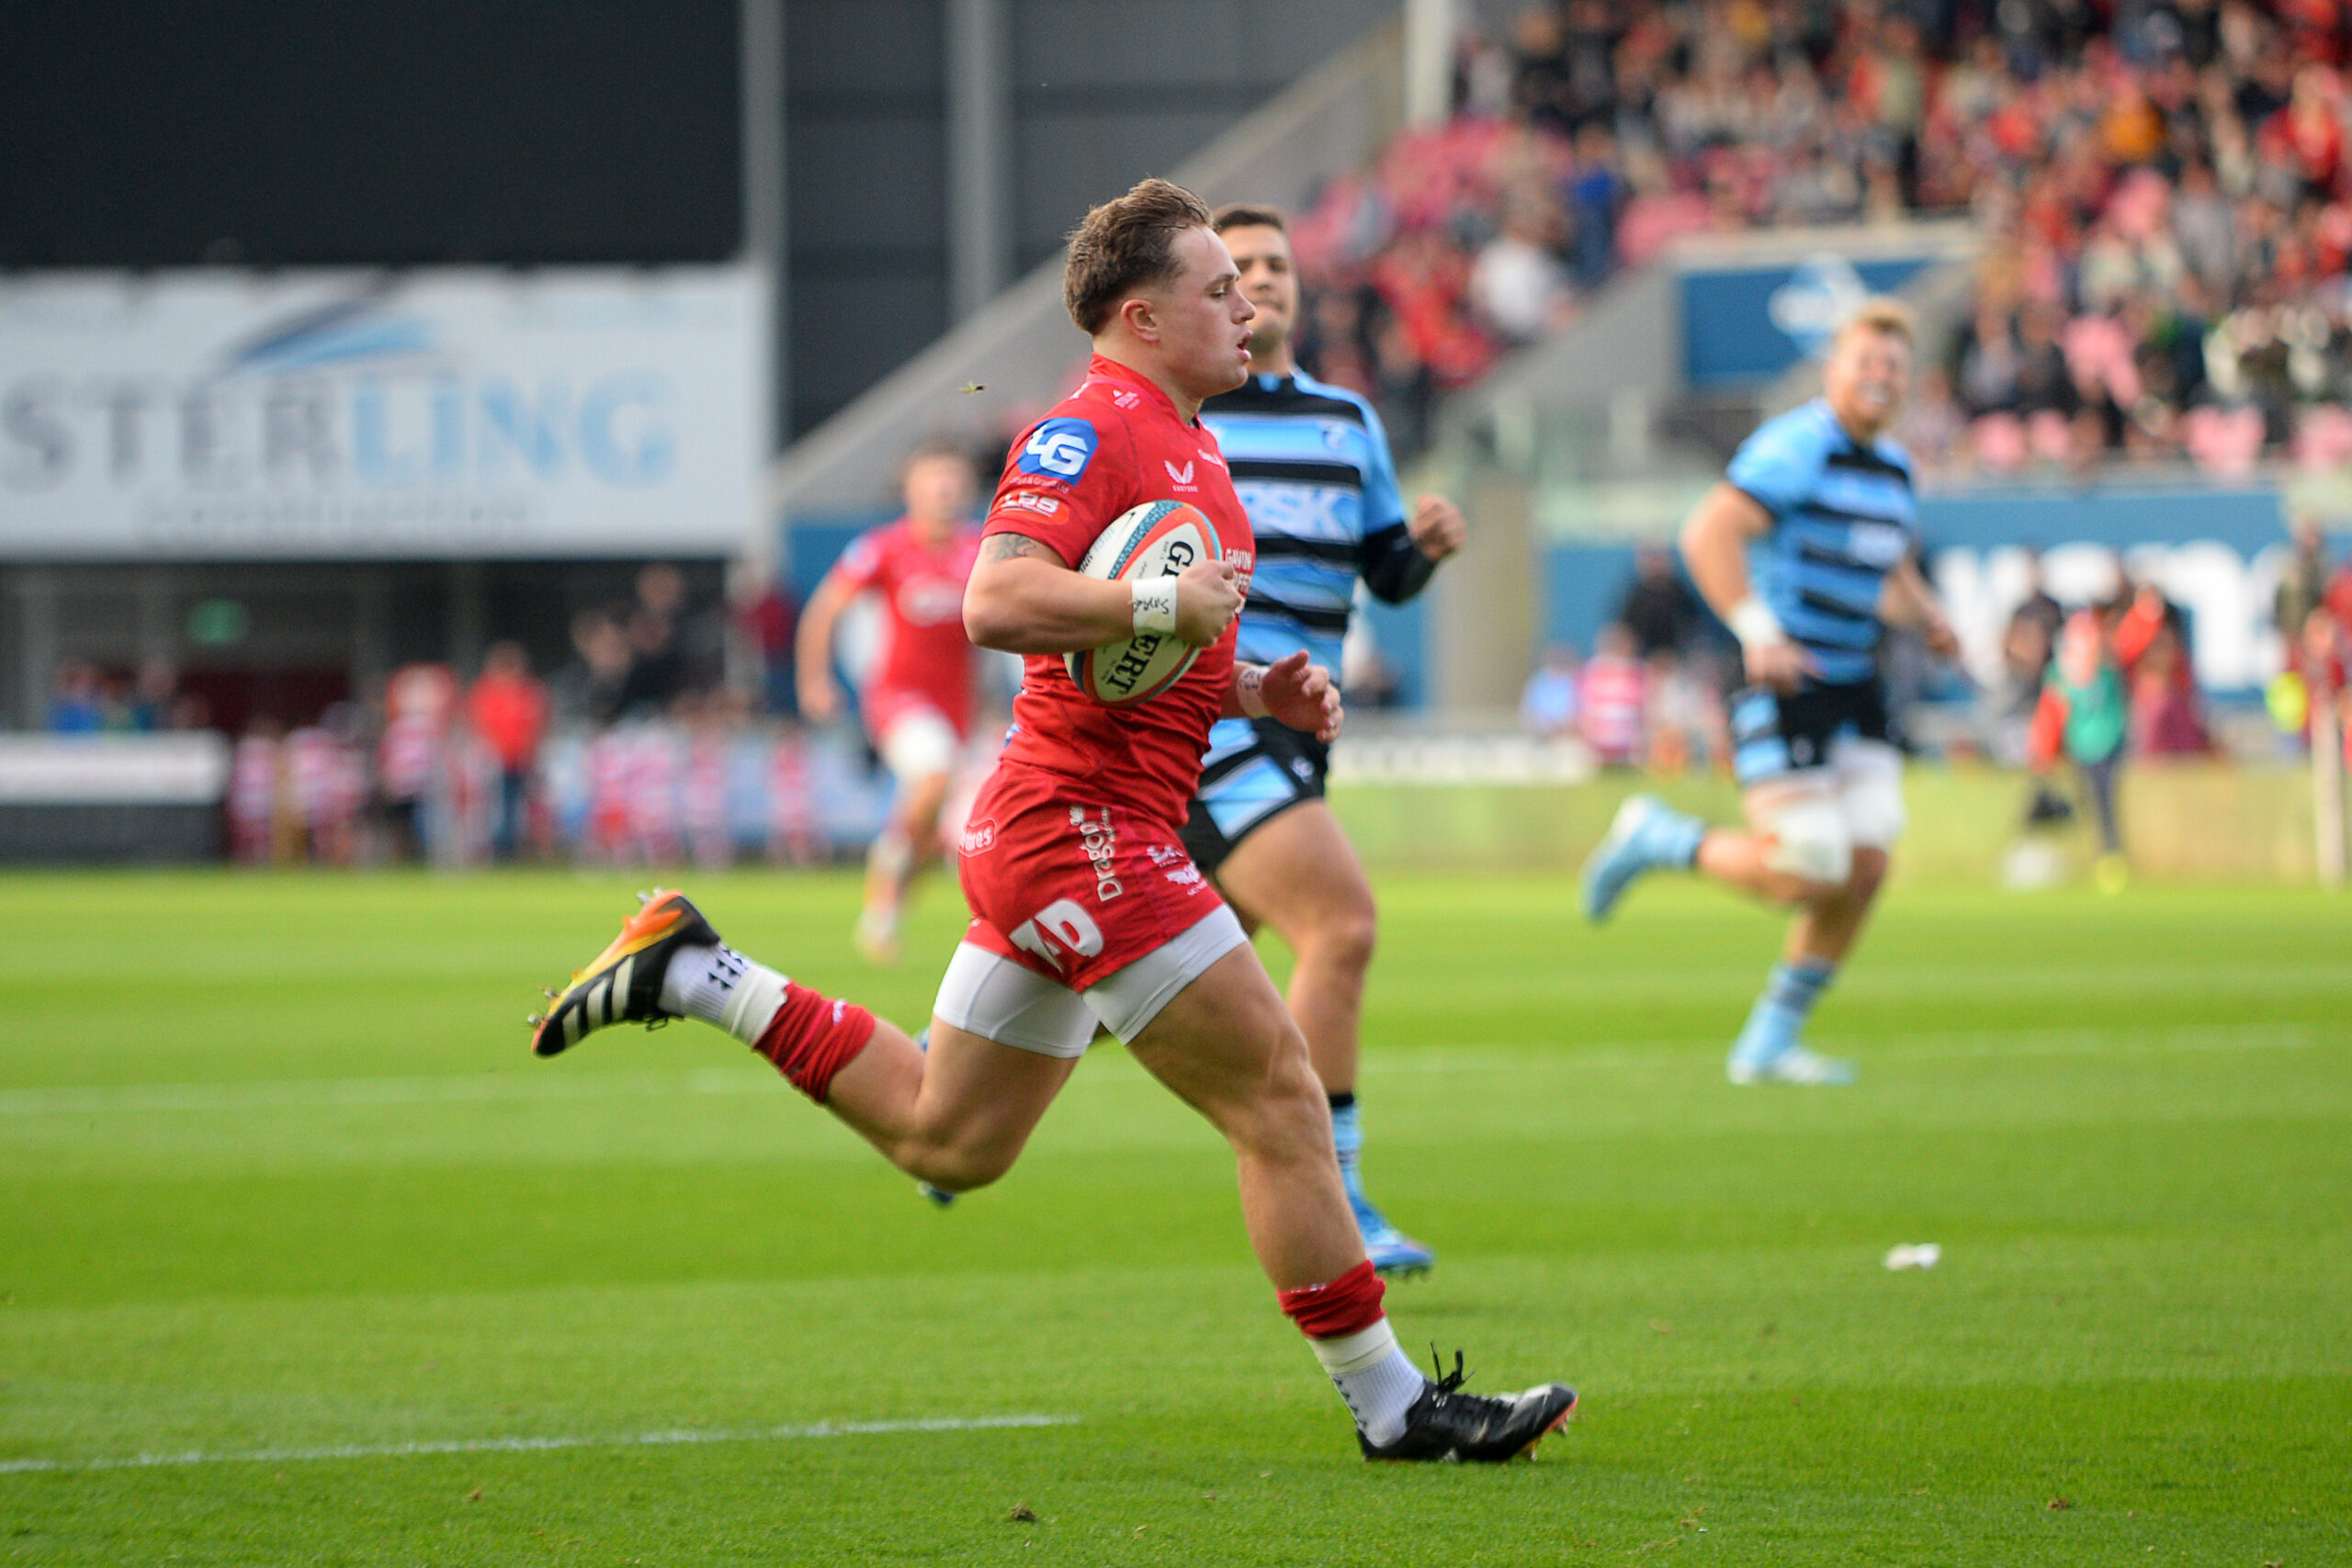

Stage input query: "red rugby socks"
[
  {"left": 1279, "top": 1260, "right": 1426, "bottom": 1443},
  {"left": 748, "top": 982, "right": 876, "bottom": 1105}
]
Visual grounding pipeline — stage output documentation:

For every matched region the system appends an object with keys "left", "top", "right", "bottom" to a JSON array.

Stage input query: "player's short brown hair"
[
  {"left": 899, "top": 440, "right": 974, "bottom": 482},
  {"left": 1063, "top": 177, "right": 1217, "bottom": 334},
  {"left": 1212, "top": 203, "right": 1287, "bottom": 235},
  {"left": 1832, "top": 298, "right": 1916, "bottom": 353}
]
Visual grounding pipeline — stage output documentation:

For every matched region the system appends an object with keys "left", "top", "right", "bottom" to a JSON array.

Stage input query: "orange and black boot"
[{"left": 528, "top": 889, "right": 720, "bottom": 1057}]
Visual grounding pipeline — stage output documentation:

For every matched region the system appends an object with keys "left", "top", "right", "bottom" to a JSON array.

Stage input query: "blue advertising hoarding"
[
  {"left": 1543, "top": 485, "right": 2306, "bottom": 697},
  {"left": 1680, "top": 253, "right": 1939, "bottom": 388}
]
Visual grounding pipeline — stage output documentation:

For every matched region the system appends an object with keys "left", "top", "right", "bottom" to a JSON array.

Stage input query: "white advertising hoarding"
[{"left": 0, "top": 266, "right": 764, "bottom": 559}]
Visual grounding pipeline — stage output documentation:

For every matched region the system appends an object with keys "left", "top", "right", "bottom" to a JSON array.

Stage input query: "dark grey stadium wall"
[
  {"left": 0, "top": 1, "right": 741, "bottom": 266},
  {"left": 785, "top": 0, "right": 1395, "bottom": 436},
  {"left": 1, "top": 0, "right": 1393, "bottom": 441}
]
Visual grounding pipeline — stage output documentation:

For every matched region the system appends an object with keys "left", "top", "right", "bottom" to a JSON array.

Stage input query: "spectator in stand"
[
  {"left": 466, "top": 641, "right": 549, "bottom": 863},
  {"left": 1616, "top": 543, "right": 1700, "bottom": 662},
  {"left": 229, "top": 717, "right": 283, "bottom": 865},
  {"left": 1567, "top": 123, "right": 1628, "bottom": 287},
  {"left": 618, "top": 565, "right": 692, "bottom": 717},
  {"left": 287, "top": 710, "right": 365, "bottom": 867},
  {"left": 123, "top": 660, "right": 180, "bottom": 731},
  {"left": 1470, "top": 197, "right": 1574, "bottom": 344},
  {"left": 1521, "top": 644, "right": 1582, "bottom": 739},
  {"left": 2029, "top": 608, "right": 2132, "bottom": 891},
  {"left": 2324, "top": 530, "right": 2352, "bottom": 636},
  {"left": 2116, "top": 583, "right": 2212, "bottom": 757},
  {"left": 1644, "top": 652, "right": 1726, "bottom": 776},
  {"left": 729, "top": 560, "right": 800, "bottom": 717},
  {"left": 1579, "top": 622, "right": 1648, "bottom": 767},
  {"left": 47, "top": 660, "right": 105, "bottom": 733},
  {"left": 378, "top": 664, "right": 455, "bottom": 862},
  {"left": 557, "top": 609, "right": 634, "bottom": 728},
  {"left": 2276, "top": 513, "right": 2334, "bottom": 671}
]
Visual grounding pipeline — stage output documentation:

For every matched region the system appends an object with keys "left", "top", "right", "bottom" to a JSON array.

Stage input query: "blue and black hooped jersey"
[
  {"left": 1198, "top": 370, "right": 1433, "bottom": 679},
  {"left": 1724, "top": 399, "right": 1917, "bottom": 688}
]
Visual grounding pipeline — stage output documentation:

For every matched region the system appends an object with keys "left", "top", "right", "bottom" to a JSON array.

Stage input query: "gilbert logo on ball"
[{"left": 1066, "top": 499, "right": 1221, "bottom": 705}]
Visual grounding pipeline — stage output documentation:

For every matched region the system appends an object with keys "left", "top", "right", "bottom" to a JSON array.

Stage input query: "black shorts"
[
  {"left": 1727, "top": 679, "right": 1898, "bottom": 786},
  {"left": 1179, "top": 716, "right": 1329, "bottom": 876}
]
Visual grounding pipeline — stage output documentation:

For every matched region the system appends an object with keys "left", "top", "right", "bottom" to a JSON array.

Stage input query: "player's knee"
[
  {"left": 1306, "top": 899, "right": 1378, "bottom": 976},
  {"left": 1848, "top": 844, "right": 1890, "bottom": 896},
  {"left": 903, "top": 1141, "right": 1013, "bottom": 1194},
  {"left": 1225, "top": 1030, "right": 1329, "bottom": 1161},
  {"left": 899, "top": 1124, "right": 1023, "bottom": 1192},
  {"left": 1761, "top": 799, "right": 1851, "bottom": 896}
]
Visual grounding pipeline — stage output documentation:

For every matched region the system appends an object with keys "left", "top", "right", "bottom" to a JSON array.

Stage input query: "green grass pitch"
[{"left": 2, "top": 865, "right": 2346, "bottom": 1565}]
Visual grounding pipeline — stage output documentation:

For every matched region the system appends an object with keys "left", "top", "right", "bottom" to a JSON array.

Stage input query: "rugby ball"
[{"left": 1064, "top": 500, "right": 1221, "bottom": 705}]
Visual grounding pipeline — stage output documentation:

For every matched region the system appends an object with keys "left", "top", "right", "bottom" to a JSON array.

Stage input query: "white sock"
[
  {"left": 659, "top": 944, "right": 791, "bottom": 1044},
  {"left": 1309, "top": 1320, "right": 1426, "bottom": 1446}
]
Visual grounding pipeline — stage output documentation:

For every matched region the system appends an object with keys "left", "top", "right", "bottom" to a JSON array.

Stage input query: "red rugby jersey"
[
  {"left": 982, "top": 355, "right": 1255, "bottom": 829},
  {"left": 826, "top": 519, "right": 983, "bottom": 736}
]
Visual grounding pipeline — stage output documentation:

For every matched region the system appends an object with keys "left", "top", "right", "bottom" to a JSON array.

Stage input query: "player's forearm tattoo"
[
  {"left": 979, "top": 533, "right": 1054, "bottom": 563},
  {"left": 1235, "top": 662, "right": 1271, "bottom": 718}
]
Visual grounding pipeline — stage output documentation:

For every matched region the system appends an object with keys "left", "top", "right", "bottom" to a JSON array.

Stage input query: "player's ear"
[{"left": 1117, "top": 292, "right": 1160, "bottom": 344}]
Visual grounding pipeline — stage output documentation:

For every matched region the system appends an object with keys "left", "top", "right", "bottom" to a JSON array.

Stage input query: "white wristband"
[
  {"left": 1131, "top": 578, "right": 1179, "bottom": 636},
  {"left": 1726, "top": 597, "right": 1787, "bottom": 651},
  {"left": 1236, "top": 664, "right": 1272, "bottom": 718}
]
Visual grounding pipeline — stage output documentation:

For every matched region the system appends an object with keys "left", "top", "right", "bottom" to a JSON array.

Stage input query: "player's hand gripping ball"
[{"left": 1066, "top": 500, "right": 1225, "bottom": 705}]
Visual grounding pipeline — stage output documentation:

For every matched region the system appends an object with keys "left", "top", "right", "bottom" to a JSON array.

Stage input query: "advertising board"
[{"left": 0, "top": 266, "right": 764, "bottom": 559}]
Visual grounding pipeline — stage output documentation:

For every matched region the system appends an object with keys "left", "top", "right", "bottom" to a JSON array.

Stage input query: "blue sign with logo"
[{"left": 1681, "top": 254, "right": 1938, "bottom": 388}]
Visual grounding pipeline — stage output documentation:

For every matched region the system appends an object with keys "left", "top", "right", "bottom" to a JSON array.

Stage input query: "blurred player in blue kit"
[
  {"left": 1184, "top": 206, "right": 1465, "bottom": 1272},
  {"left": 1582, "top": 299, "right": 1958, "bottom": 1084}
]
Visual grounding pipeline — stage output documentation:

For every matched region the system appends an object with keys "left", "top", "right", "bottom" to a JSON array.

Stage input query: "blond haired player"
[{"left": 1583, "top": 300, "right": 1958, "bottom": 1084}]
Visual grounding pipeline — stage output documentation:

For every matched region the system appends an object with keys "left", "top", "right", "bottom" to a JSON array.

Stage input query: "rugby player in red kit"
[{"left": 526, "top": 179, "right": 1575, "bottom": 1462}]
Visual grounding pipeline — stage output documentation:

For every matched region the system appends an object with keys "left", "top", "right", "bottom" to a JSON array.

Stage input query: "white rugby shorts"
[{"left": 930, "top": 903, "right": 1249, "bottom": 1057}]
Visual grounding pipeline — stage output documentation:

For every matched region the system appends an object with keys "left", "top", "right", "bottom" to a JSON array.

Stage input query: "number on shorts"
[{"left": 1008, "top": 898, "right": 1105, "bottom": 972}]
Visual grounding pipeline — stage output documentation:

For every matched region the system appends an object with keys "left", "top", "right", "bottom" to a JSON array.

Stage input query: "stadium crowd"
[
  {"left": 144, "top": 562, "right": 896, "bottom": 871},
  {"left": 1278, "top": 1, "right": 2352, "bottom": 475}
]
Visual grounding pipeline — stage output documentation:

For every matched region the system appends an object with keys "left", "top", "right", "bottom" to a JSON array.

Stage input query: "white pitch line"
[{"left": 0, "top": 1413, "right": 1080, "bottom": 1475}]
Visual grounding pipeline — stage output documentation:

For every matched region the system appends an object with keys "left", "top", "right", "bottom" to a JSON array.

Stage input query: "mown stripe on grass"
[
  {"left": 0, "top": 1023, "right": 2331, "bottom": 1117},
  {"left": 0, "top": 1413, "right": 1081, "bottom": 1474}
]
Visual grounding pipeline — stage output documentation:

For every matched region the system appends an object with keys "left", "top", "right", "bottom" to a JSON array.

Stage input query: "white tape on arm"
[
  {"left": 1236, "top": 664, "right": 1272, "bottom": 718},
  {"left": 1131, "top": 578, "right": 1179, "bottom": 636},
  {"left": 1726, "top": 596, "right": 1788, "bottom": 651}
]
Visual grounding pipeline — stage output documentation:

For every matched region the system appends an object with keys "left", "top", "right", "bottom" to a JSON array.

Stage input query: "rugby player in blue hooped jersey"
[
  {"left": 1581, "top": 299, "right": 1959, "bottom": 1085},
  {"left": 1186, "top": 205, "right": 1466, "bottom": 1274}
]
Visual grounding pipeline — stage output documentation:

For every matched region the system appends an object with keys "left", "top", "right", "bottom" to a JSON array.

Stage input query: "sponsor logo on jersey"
[
  {"left": 1163, "top": 863, "right": 1204, "bottom": 892},
  {"left": 896, "top": 578, "right": 967, "bottom": 626},
  {"left": 1112, "top": 390, "right": 1141, "bottom": 409},
  {"left": 1846, "top": 519, "right": 1910, "bottom": 569},
  {"left": 1001, "top": 490, "right": 1061, "bottom": 517},
  {"left": 1068, "top": 804, "right": 1123, "bottom": 901},
  {"left": 1019, "top": 418, "right": 1097, "bottom": 481},
  {"left": 958, "top": 818, "right": 997, "bottom": 856},
  {"left": 1163, "top": 458, "right": 1196, "bottom": 490},
  {"left": 1196, "top": 446, "right": 1227, "bottom": 469}
]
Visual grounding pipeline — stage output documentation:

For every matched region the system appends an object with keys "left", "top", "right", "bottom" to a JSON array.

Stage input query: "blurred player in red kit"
[
  {"left": 797, "top": 446, "right": 985, "bottom": 960},
  {"left": 526, "top": 178, "right": 1576, "bottom": 1462}
]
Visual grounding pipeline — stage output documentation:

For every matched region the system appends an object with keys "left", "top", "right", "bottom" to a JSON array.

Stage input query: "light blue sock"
[
  {"left": 1730, "top": 958, "right": 1836, "bottom": 1067},
  {"left": 1645, "top": 805, "right": 1707, "bottom": 870},
  {"left": 1329, "top": 1094, "right": 1366, "bottom": 1206}
]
